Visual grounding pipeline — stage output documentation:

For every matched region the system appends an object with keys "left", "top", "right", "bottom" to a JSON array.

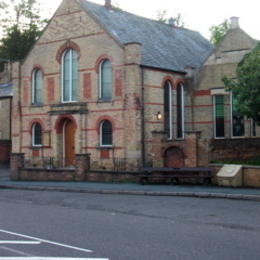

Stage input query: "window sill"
[
  {"left": 31, "top": 103, "right": 43, "bottom": 107},
  {"left": 61, "top": 100, "right": 78, "bottom": 103},
  {"left": 97, "top": 99, "right": 112, "bottom": 103},
  {"left": 30, "top": 146, "right": 42, "bottom": 149},
  {"left": 97, "top": 146, "right": 114, "bottom": 149}
]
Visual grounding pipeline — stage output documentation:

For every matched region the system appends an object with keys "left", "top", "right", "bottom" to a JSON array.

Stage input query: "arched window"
[
  {"left": 32, "top": 123, "right": 42, "bottom": 146},
  {"left": 62, "top": 49, "right": 78, "bottom": 102},
  {"left": 32, "top": 69, "right": 42, "bottom": 104},
  {"left": 177, "top": 83, "right": 184, "bottom": 139},
  {"left": 99, "top": 60, "right": 112, "bottom": 100},
  {"left": 164, "top": 80, "right": 172, "bottom": 139},
  {"left": 100, "top": 120, "right": 112, "bottom": 146}
]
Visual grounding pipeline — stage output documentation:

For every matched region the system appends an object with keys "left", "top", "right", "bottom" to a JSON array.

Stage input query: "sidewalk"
[{"left": 0, "top": 167, "right": 260, "bottom": 201}]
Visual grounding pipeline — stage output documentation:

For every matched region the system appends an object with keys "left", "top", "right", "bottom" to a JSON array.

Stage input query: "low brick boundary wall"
[
  {"left": 16, "top": 168, "right": 77, "bottom": 182},
  {"left": 85, "top": 170, "right": 139, "bottom": 183},
  {"left": 13, "top": 168, "right": 139, "bottom": 183},
  {"left": 211, "top": 165, "right": 260, "bottom": 188},
  {"left": 10, "top": 162, "right": 260, "bottom": 188}
]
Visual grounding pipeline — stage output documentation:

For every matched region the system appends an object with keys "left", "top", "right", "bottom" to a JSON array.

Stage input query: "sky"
[{"left": 39, "top": 0, "right": 260, "bottom": 40}]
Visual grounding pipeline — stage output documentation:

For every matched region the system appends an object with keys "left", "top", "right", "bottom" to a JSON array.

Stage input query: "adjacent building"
[{"left": 0, "top": 61, "right": 12, "bottom": 166}]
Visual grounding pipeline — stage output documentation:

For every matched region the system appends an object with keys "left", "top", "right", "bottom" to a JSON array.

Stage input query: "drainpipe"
[{"left": 141, "top": 67, "right": 145, "bottom": 167}]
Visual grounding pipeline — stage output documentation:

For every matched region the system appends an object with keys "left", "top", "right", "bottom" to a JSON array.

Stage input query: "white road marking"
[
  {"left": 0, "top": 258, "right": 109, "bottom": 260},
  {"left": 0, "top": 229, "right": 92, "bottom": 253},
  {"left": 0, "top": 246, "right": 32, "bottom": 256},
  {"left": 0, "top": 241, "right": 41, "bottom": 244}
]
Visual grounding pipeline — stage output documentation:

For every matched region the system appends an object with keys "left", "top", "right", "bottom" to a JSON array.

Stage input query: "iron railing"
[
  {"left": 24, "top": 157, "right": 75, "bottom": 169},
  {"left": 23, "top": 156, "right": 141, "bottom": 172},
  {"left": 90, "top": 157, "right": 141, "bottom": 171}
]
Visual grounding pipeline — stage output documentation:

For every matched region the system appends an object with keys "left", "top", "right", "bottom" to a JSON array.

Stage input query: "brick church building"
[{"left": 10, "top": 0, "right": 260, "bottom": 175}]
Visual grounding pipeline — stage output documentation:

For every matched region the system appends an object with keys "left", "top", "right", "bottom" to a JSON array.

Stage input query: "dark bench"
[{"left": 139, "top": 167, "right": 214, "bottom": 185}]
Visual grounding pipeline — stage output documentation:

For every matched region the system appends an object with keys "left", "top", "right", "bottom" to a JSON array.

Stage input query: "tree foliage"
[
  {"left": 209, "top": 19, "right": 230, "bottom": 45},
  {"left": 156, "top": 10, "right": 185, "bottom": 27},
  {"left": 222, "top": 43, "right": 260, "bottom": 124},
  {"left": 0, "top": 0, "right": 48, "bottom": 64}
]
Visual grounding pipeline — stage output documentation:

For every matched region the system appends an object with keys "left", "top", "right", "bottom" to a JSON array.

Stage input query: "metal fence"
[
  {"left": 90, "top": 157, "right": 141, "bottom": 171},
  {"left": 24, "top": 156, "right": 141, "bottom": 172},
  {"left": 24, "top": 157, "right": 75, "bottom": 169}
]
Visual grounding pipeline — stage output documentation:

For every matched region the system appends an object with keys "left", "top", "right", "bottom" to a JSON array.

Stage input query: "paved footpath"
[{"left": 0, "top": 167, "right": 260, "bottom": 201}]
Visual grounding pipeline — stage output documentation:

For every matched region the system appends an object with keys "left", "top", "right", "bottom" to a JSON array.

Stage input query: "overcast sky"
[{"left": 40, "top": 0, "right": 260, "bottom": 40}]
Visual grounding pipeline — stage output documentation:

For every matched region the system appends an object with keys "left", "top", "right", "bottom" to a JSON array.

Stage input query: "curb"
[{"left": 1, "top": 184, "right": 260, "bottom": 201}]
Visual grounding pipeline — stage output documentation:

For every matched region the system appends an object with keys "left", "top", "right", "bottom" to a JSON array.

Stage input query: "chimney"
[
  {"left": 168, "top": 18, "right": 177, "bottom": 28},
  {"left": 105, "top": 0, "right": 112, "bottom": 10},
  {"left": 230, "top": 16, "right": 239, "bottom": 29}
]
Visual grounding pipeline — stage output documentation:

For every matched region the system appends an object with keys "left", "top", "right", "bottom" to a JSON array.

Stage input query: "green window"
[{"left": 214, "top": 95, "right": 225, "bottom": 138}]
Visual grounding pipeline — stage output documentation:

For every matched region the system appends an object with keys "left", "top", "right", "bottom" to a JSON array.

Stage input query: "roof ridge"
[{"left": 76, "top": 0, "right": 213, "bottom": 72}]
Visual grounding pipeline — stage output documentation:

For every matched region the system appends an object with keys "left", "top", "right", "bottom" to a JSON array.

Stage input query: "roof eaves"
[{"left": 140, "top": 64, "right": 186, "bottom": 75}]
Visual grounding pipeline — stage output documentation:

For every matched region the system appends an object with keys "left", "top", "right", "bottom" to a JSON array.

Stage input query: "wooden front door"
[
  {"left": 64, "top": 119, "right": 75, "bottom": 166},
  {"left": 164, "top": 146, "right": 184, "bottom": 168}
]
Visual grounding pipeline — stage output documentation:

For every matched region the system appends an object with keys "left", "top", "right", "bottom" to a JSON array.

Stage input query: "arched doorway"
[
  {"left": 164, "top": 146, "right": 184, "bottom": 167},
  {"left": 64, "top": 119, "right": 76, "bottom": 167}
]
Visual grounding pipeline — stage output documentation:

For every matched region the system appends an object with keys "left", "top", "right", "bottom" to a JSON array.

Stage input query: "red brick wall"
[
  {"left": 83, "top": 73, "right": 92, "bottom": 99},
  {"left": 47, "top": 77, "right": 55, "bottom": 102},
  {"left": 210, "top": 138, "right": 260, "bottom": 163}
]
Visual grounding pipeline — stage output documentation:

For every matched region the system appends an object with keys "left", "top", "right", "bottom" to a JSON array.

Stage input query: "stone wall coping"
[{"left": 210, "top": 164, "right": 260, "bottom": 169}]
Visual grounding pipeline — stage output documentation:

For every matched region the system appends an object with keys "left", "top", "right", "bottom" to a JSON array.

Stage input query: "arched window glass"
[
  {"left": 99, "top": 60, "right": 112, "bottom": 100},
  {"left": 32, "top": 69, "right": 42, "bottom": 104},
  {"left": 100, "top": 120, "right": 112, "bottom": 146},
  {"left": 177, "top": 83, "right": 184, "bottom": 139},
  {"left": 164, "top": 80, "right": 172, "bottom": 139},
  {"left": 32, "top": 123, "right": 42, "bottom": 146},
  {"left": 62, "top": 49, "right": 78, "bottom": 102}
]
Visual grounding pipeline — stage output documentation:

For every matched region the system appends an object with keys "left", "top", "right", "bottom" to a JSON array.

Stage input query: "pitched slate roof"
[
  {"left": 0, "top": 82, "right": 13, "bottom": 97},
  {"left": 77, "top": 0, "right": 214, "bottom": 73}
]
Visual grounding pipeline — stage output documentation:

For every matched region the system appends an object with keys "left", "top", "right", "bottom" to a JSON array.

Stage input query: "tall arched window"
[
  {"left": 32, "top": 123, "right": 42, "bottom": 146},
  {"left": 99, "top": 60, "right": 112, "bottom": 100},
  {"left": 62, "top": 49, "right": 78, "bottom": 102},
  {"left": 32, "top": 69, "right": 42, "bottom": 104},
  {"left": 177, "top": 83, "right": 184, "bottom": 139},
  {"left": 164, "top": 80, "right": 172, "bottom": 139},
  {"left": 100, "top": 120, "right": 112, "bottom": 146}
]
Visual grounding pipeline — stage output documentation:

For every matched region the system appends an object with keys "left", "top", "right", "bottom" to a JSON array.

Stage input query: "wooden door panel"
[{"left": 64, "top": 120, "right": 75, "bottom": 166}]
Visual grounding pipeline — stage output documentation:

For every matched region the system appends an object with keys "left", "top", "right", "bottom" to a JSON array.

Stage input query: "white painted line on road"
[
  {"left": 0, "top": 246, "right": 32, "bottom": 257},
  {"left": 0, "top": 258, "right": 109, "bottom": 260},
  {"left": 0, "top": 241, "right": 41, "bottom": 244},
  {"left": 0, "top": 229, "right": 92, "bottom": 253}
]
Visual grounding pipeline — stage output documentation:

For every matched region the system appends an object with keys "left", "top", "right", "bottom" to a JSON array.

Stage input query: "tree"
[
  {"left": 209, "top": 19, "right": 230, "bottom": 45},
  {"left": 156, "top": 10, "right": 185, "bottom": 27},
  {"left": 222, "top": 43, "right": 260, "bottom": 123},
  {"left": 0, "top": 0, "right": 48, "bottom": 64}
]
